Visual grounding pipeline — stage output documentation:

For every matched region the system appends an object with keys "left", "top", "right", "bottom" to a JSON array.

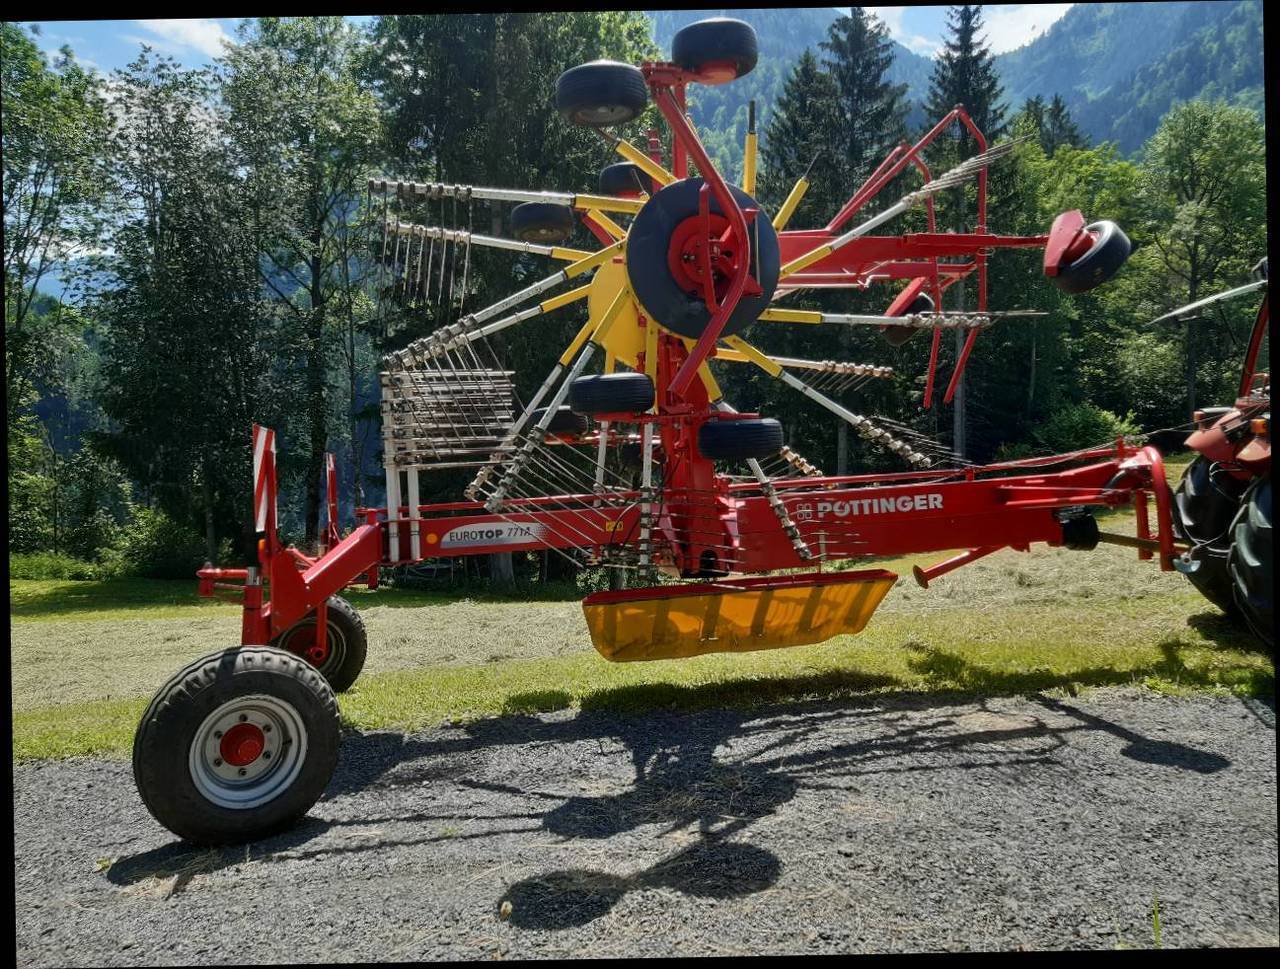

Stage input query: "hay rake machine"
[{"left": 136, "top": 18, "right": 1177, "bottom": 845}]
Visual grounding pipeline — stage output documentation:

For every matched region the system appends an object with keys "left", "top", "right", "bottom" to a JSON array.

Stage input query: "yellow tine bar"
[
  {"left": 559, "top": 316, "right": 600, "bottom": 366},
  {"left": 772, "top": 176, "right": 810, "bottom": 231},
  {"left": 549, "top": 246, "right": 594, "bottom": 262},
  {"left": 721, "top": 334, "right": 783, "bottom": 377},
  {"left": 698, "top": 361, "right": 723, "bottom": 401},
  {"left": 758, "top": 307, "right": 824, "bottom": 324},
  {"left": 604, "top": 350, "right": 617, "bottom": 374},
  {"left": 564, "top": 239, "right": 626, "bottom": 280},
  {"left": 590, "top": 286, "right": 634, "bottom": 348},
  {"left": 643, "top": 316, "right": 660, "bottom": 389},
  {"left": 585, "top": 209, "right": 627, "bottom": 241},
  {"left": 539, "top": 283, "right": 592, "bottom": 313},
  {"left": 572, "top": 194, "right": 645, "bottom": 216},
  {"left": 743, "top": 131, "right": 758, "bottom": 195},
  {"left": 681, "top": 337, "right": 724, "bottom": 401},
  {"left": 613, "top": 138, "right": 676, "bottom": 187},
  {"left": 779, "top": 241, "right": 836, "bottom": 280}
]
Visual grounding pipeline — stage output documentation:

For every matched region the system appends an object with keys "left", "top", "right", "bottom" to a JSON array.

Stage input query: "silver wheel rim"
[{"left": 188, "top": 694, "right": 309, "bottom": 810}]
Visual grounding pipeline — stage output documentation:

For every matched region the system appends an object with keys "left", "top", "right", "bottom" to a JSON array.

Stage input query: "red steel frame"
[
  {"left": 200, "top": 427, "right": 1181, "bottom": 646},
  {"left": 197, "top": 60, "right": 1171, "bottom": 646}
]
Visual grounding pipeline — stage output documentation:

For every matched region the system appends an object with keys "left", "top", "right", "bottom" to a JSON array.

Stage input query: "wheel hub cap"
[{"left": 219, "top": 722, "right": 266, "bottom": 767}]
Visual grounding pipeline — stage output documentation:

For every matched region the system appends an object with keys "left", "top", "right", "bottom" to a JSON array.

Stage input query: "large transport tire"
[
  {"left": 626, "top": 178, "right": 781, "bottom": 341},
  {"left": 1172, "top": 455, "right": 1246, "bottom": 615},
  {"left": 671, "top": 18, "right": 759, "bottom": 84},
  {"left": 272, "top": 595, "right": 367, "bottom": 693},
  {"left": 511, "top": 202, "right": 575, "bottom": 244},
  {"left": 530, "top": 405, "right": 589, "bottom": 436},
  {"left": 1050, "top": 220, "right": 1131, "bottom": 294},
  {"left": 698, "top": 417, "right": 784, "bottom": 461},
  {"left": 555, "top": 61, "right": 648, "bottom": 127},
  {"left": 1227, "top": 475, "right": 1273, "bottom": 649},
  {"left": 132, "top": 646, "right": 340, "bottom": 845},
  {"left": 882, "top": 292, "right": 935, "bottom": 347},
  {"left": 600, "top": 162, "right": 653, "bottom": 198},
  {"left": 568, "top": 372, "right": 655, "bottom": 416}
]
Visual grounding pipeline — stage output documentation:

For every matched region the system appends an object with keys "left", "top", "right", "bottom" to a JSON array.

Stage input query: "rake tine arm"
[
  {"left": 592, "top": 128, "right": 676, "bottom": 188},
  {"left": 384, "top": 219, "right": 591, "bottom": 262},
  {"left": 720, "top": 335, "right": 930, "bottom": 467}
]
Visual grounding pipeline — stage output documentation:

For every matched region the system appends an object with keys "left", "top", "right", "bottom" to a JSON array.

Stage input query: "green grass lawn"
[
  {"left": 12, "top": 452, "right": 1270, "bottom": 760},
  {"left": 12, "top": 478, "right": 1273, "bottom": 762}
]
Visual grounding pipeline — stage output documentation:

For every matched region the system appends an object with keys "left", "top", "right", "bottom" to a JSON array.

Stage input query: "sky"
[{"left": 22, "top": 8, "right": 1075, "bottom": 75}]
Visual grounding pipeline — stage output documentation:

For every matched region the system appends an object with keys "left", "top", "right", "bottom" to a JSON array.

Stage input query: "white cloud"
[
  {"left": 980, "top": 4, "right": 1075, "bottom": 55},
  {"left": 867, "top": 4, "right": 1075, "bottom": 58},
  {"left": 866, "top": 7, "right": 940, "bottom": 56},
  {"left": 135, "top": 19, "right": 232, "bottom": 58}
]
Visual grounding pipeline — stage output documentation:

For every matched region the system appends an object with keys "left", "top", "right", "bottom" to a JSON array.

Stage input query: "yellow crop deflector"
[{"left": 582, "top": 570, "right": 897, "bottom": 662}]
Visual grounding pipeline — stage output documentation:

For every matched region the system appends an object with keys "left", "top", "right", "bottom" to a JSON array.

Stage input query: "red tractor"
[{"left": 1169, "top": 258, "right": 1271, "bottom": 647}]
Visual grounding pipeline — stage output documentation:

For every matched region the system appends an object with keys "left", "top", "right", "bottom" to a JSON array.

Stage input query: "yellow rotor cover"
[{"left": 582, "top": 570, "right": 897, "bottom": 662}]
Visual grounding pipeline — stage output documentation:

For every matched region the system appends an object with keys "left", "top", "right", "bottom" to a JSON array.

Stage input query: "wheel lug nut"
[
  {"left": 214, "top": 758, "right": 223, "bottom": 767},
  {"left": 214, "top": 730, "right": 223, "bottom": 738},
  {"left": 262, "top": 751, "right": 271, "bottom": 760},
  {"left": 262, "top": 724, "right": 272, "bottom": 733},
  {"left": 239, "top": 714, "right": 248, "bottom": 722},
  {"left": 238, "top": 768, "right": 248, "bottom": 776}
]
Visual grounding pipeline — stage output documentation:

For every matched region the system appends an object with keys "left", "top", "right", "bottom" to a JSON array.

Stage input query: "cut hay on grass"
[{"left": 10, "top": 463, "right": 1273, "bottom": 761}]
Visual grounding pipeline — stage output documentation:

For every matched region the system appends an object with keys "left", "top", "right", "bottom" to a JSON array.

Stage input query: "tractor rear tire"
[
  {"left": 272, "top": 595, "right": 367, "bottom": 693},
  {"left": 132, "top": 647, "right": 340, "bottom": 845},
  {"left": 671, "top": 18, "right": 758, "bottom": 84},
  {"left": 1227, "top": 475, "right": 1273, "bottom": 649},
  {"left": 555, "top": 61, "right": 648, "bottom": 127},
  {"left": 568, "top": 373, "right": 655, "bottom": 416},
  {"left": 883, "top": 292, "right": 935, "bottom": 347},
  {"left": 698, "top": 418, "right": 784, "bottom": 461},
  {"left": 600, "top": 162, "right": 653, "bottom": 197},
  {"left": 1172, "top": 455, "right": 1245, "bottom": 615},
  {"left": 531, "top": 405, "right": 589, "bottom": 436},
  {"left": 511, "top": 202, "right": 575, "bottom": 245},
  {"left": 1050, "top": 220, "right": 1131, "bottom": 294}
]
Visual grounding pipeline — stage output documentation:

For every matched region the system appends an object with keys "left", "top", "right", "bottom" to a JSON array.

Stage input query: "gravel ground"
[{"left": 14, "top": 687, "right": 1277, "bottom": 962}]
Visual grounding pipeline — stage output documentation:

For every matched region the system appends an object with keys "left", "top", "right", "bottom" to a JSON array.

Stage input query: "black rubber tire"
[
  {"left": 567, "top": 373, "right": 655, "bottom": 416},
  {"left": 671, "top": 18, "right": 758, "bottom": 84},
  {"left": 511, "top": 202, "right": 575, "bottom": 244},
  {"left": 626, "top": 178, "right": 780, "bottom": 341},
  {"left": 531, "top": 405, "right": 589, "bottom": 436},
  {"left": 1227, "top": 475, "right": 1273, "bottom": 649},
  {"left": 883, "top": 292, "right": 935, "bottom": 347},
  {"left": 132, "top": 646, "right": 340, "bottom": 845},
  {"left": 600, "top": 162, "right": 653, "bottom": 197},
  {"left": 555, "top": 60, "right": 648, "bottom": 127},
  {"left": 272, "top": 595, "right": 367, "bottom": 693},
  {"left": 698, "top": 418, "right": 784, "bottom": 461},
  {"left": 1050, "top": 220, "right": 1131, "bottom": 294},
  {"left": 1172, "top": 456, "right": 1245, "bottom": 615}
]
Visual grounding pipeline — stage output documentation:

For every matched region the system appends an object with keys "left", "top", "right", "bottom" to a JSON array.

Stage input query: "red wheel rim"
[
  {"left": 219, "top": 722, "right": 266, "bottom": 767},
  {"left": 666, "top": 212, "right": 743, "bottom": 299}
]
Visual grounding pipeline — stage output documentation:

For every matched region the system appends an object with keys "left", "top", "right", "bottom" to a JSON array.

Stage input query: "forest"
[{"left": 4, "top": 8, "right": 1269, "bottom": 581}]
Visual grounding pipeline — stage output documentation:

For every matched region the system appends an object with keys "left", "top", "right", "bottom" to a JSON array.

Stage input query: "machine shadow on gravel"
[{"left": 107, "top": 683, "right": 1233, "bottom": 930}]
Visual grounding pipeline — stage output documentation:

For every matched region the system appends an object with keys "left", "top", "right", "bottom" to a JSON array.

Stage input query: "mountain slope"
[
  {"left": 994, "top": 1, "right": 1262, "bottom": 152},
  {"left": 1065, "top": 0, "right": 1265, "bottom": 154},
  {"left": 640, "top": 3, "right": 1264, "bottom": 166}
]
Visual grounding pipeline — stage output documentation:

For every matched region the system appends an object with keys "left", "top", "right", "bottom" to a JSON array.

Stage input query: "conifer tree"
[
  {"left": 819, "top": 9, "right": 909, "bottom": 189},
  {"left": 925, "top": 5, "right": 1006, "bottom": 147},
  {"left": 759, "top": 49, "right": 841, "bottom": 220}
]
